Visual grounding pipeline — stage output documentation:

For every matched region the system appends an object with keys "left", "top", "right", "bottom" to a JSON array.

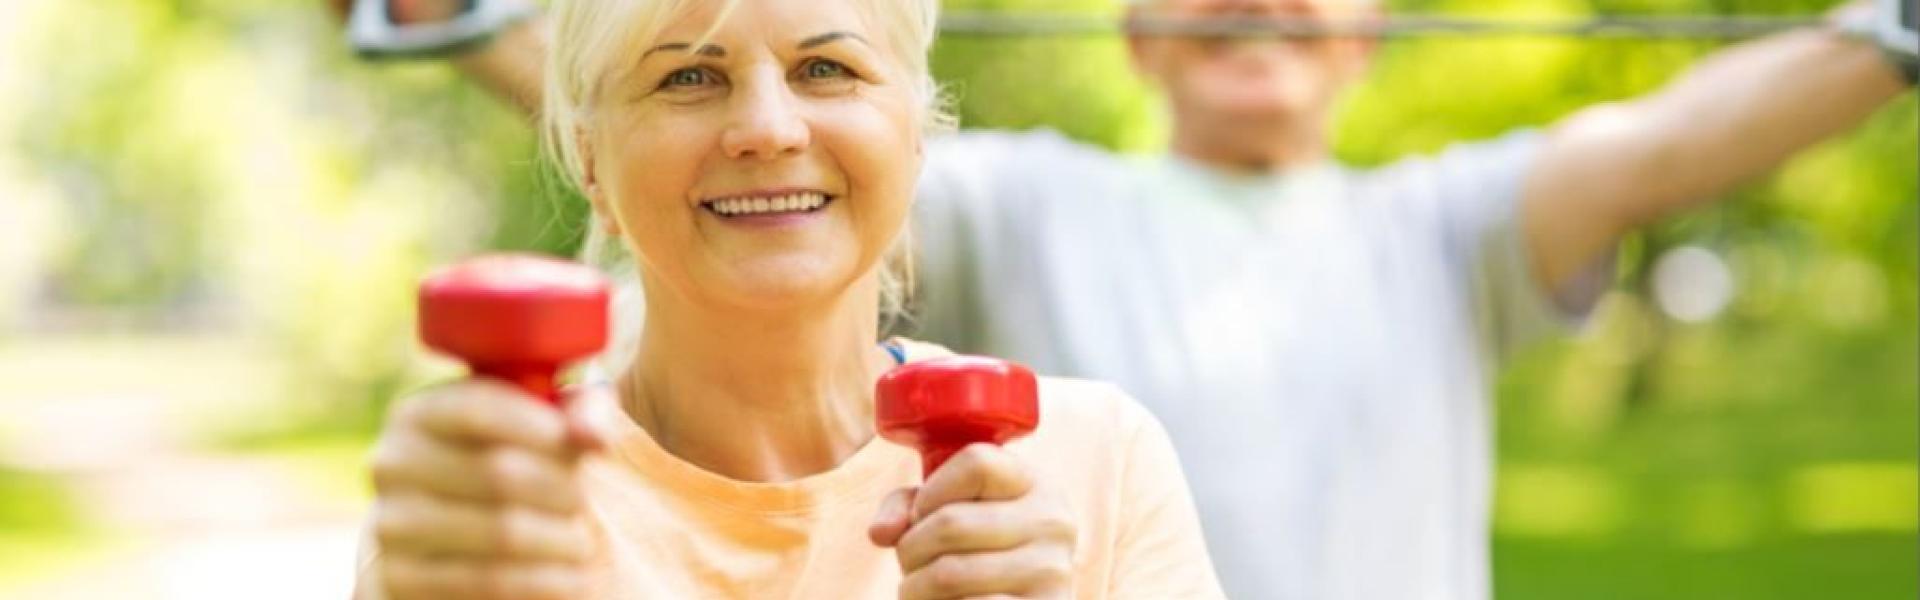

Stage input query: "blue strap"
[{"left": 881, "top": 340, "right": 907, "bottom": 366}]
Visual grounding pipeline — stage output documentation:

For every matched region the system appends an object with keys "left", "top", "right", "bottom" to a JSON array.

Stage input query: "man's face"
[{"left": 1128, "top": 0, "right": 1376, "bottom": 160}]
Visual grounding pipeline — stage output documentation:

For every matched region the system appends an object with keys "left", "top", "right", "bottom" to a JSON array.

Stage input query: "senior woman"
[{"left": 351, "top": 0, "right": 1224, "bottom": 598}]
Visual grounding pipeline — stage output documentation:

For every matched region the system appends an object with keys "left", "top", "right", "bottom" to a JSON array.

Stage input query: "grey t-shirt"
[{"left": 910, "top": 129, "right": 1571, "bottom": 600}]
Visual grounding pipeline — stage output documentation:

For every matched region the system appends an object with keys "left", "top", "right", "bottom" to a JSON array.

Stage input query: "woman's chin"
[{"left": 705, "top": 257, "right": 858, "bottom": 311}]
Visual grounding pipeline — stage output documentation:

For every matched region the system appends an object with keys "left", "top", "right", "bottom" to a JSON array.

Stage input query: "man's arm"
[
  {"left": 327, "top": 0, "right": 548, "bottom": 115},
  {"left": 447, "top": 16, "right": 547, "bottom": 115},
  {"left": 1522, "top": 6, "right": 1910, "bottom": 294}
]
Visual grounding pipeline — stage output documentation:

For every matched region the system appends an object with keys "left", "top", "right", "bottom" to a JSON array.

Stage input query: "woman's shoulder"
[
  {"left": 1033, "top": 375, "right": 1156, "bottom": 442},
  {"left": 888, "top": 338, "right": 1157, "bottom": 441}
]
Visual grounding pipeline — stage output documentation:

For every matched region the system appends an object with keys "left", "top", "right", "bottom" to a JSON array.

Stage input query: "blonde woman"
[{"left": 352, "top": 1, "right": 1225, "bottom": 598}]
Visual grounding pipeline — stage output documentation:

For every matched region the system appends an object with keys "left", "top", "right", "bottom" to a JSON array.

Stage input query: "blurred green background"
[{"left": 0, "top": 0, "right": 1912, "bottom": 597}]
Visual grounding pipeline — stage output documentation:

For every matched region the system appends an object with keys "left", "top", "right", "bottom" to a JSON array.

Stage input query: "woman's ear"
[{"left": 576, "top": 126, "right": 623, "bottom": 238}]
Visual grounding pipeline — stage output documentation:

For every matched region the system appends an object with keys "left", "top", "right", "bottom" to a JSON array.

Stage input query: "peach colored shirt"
[{"left": 575, "top": 340, "right": 1224, "bottom": 599}]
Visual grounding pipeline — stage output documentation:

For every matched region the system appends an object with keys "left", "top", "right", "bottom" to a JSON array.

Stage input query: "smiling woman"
[
  {"left": 352, "top": 1, "right": 1225, "bottom": 599},
  {"left": 553, "top": 0, "right": 942, "bottom": 341}
]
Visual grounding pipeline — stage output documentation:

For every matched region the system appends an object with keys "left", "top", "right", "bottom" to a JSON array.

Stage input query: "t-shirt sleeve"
[
  {"left": 1105, "top": 395, "right": 1229, "bottom": 600},
  {"left": 1382, "top": 130, "right": 1606, "bottom": 357}
]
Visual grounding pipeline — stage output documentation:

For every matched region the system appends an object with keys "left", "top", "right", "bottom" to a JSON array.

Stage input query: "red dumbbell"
[
  {"left": 418, "top": 254, "right": 610, "bottom": 405},
  {"left": 875, "top": 356, "right": 1040, "bottom": 478}
]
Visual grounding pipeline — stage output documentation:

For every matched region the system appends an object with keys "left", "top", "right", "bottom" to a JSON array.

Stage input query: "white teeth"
[{"left": 707, "top": 193, "right": 828, "bottom": 216}]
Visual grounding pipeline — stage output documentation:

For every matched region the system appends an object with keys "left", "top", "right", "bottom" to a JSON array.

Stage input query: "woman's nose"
[{"left": 720, "top": 77, "right": 810, "bottom": 161}]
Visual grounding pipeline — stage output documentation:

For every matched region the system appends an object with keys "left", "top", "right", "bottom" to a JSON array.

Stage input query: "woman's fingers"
[
  {"left": 868, "top": 486, "right": 918, "bottom": 548},
  {"left": 371, "top": 431, "right": 584, "bottom": 514},
  {"left": 894, "top": 500, "right": 1068, "bottom": 572},
  {"left": 896, "top": 543, "right": 1074, "bottom": 600},
  {"left": 401, "top": 379, "right": 578, "bottom": 457},
  {"left": 380, "top": 554, "right": 586, "bottom": 600},
  {"left": 374, "top": 492, "right": 593, "bottom": 562},
  {"left": 369, "top": 381, "right": 604, "bottom": 600},
  {"left": 911, "top": 443, "right": 1033, "bottom": 522},
  {"left": 885, "top": 446, "right": 1076, "bottom": 598}
]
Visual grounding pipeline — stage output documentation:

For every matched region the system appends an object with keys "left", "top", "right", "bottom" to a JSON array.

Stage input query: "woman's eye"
[
  {"left": 802, "top": 59, "right": 851, "bottom": 80},
  {"left": 662, "top": 67, "right": 711, "bottom": 88}
]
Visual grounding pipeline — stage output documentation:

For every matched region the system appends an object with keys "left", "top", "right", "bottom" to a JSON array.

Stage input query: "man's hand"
[
  {"left": 326, "top": 0, "right": 467, "bottom": 23},
  {"left": 324, "top": 0, "right": 548, "bottom": 114},
  {"left": 389, "top": 0, "right": 470, "bottom": 24},
  {"left": 869, "top": 444, "right": 1078, "bottom": 600}
]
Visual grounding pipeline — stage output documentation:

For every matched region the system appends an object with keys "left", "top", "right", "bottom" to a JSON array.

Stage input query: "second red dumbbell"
[{"left": 875, "top": 356, "right": 1040, "bottom": 478}]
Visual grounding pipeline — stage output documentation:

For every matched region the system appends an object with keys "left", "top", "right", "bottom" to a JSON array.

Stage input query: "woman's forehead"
[
  {"left": 648, "top": 0, "right": 885, "bottom": 50},
  {"left": 1158, "top": 0, "right": 1378, "bottom": 15}
]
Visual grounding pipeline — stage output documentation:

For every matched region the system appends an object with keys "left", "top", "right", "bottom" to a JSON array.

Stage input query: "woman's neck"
[{"left": 620, "top": 277, "right": 896, "bottom": 483}]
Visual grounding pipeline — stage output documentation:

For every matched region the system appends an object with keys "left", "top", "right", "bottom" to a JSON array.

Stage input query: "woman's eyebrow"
[
  {"left": 798, "top": 31, "right": 867, "bottom": 50},
  {"left": 644, "top": 42, "right": 726, "bottom": 59}
]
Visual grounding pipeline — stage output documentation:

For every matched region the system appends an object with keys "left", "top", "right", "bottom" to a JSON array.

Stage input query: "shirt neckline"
[
  {"left": 591, "top": 338, "right": 939, "bottom": 515},
  {"left": 1160, "top": 152, "right": 1347, "bottom": 209}
]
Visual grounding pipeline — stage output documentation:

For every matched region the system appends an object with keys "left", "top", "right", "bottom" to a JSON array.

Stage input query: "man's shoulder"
[
  {"left": 1350, "top": 129, "right": 1544, "bottom": 191},
  {"left": 925, "top": 127, "right": 1126, "bottom": 172},
  {"left": 916, "top": 127, "right": 1153, "bottom": 222}
]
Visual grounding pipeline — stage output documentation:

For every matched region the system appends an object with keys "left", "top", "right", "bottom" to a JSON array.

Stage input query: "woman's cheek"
[{"left": 829, "top": 101, "right": 917, "bottom": 190}]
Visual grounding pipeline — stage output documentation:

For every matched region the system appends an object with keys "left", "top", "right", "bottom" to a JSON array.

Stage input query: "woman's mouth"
[{"left": 701, "top": 191, "right": 833, "bottom": 218}]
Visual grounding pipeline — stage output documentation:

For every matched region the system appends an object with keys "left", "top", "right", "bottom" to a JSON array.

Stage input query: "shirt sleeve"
[
  {"left": 1105, "top": 395, "right": 1229, "bottom": 600},
  {"left": 1381, "top": 130, "right": 1608, "bottom": 357}
]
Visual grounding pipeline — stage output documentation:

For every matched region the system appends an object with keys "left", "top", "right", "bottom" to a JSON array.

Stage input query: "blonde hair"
[{"left": 542, "top": 0, "right": 949, "bottom": 366}]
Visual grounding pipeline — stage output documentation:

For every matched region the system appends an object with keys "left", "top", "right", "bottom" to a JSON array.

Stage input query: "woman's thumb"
[
  {"left": 868, "top": 486, "right": 918, "bottom": 548},
  {"left": 561, "top": 386, "right": 618, "bottom": 453}
]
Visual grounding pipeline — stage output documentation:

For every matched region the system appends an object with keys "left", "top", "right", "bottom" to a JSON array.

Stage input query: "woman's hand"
[
  {"left": 365, "top": 380, "right": 604, "bottom": 600},
  {"left": 869, "top": 444, "right": 1078, "bottom": 600}
]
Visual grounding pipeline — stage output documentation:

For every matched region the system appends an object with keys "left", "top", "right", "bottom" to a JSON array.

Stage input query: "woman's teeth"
[{"left": 706, "top": 193, "right": 830, "bottom": 216}]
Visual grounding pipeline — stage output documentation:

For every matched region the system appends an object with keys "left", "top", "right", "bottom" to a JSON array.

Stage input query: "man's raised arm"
[
  {"left": 1522, "top": 2, "right": 1912, "bottom": 294},
  {"left": 328, "top": 0, "right": 548, "bottom": 115}
]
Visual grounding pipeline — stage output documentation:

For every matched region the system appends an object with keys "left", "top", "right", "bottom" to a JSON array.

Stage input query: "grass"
[
  {"left": 0, "top": 468, "right": 111, "bottom": 588},
  {"left": 1495, "top": 534, "right": 1916, "bottom": 599},
  {"left": 1490, "top": 314, "right": 1918, "bottom": 599}
]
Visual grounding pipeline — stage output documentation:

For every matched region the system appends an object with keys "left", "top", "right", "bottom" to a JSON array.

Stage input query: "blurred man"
[{"left": 334, "top": 0, "right": 1914, "bottom": 597}]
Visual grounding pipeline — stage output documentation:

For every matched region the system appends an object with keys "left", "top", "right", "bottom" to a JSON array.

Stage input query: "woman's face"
[{"left": 588, "top": 0, "right": 922, "bottom": 311}]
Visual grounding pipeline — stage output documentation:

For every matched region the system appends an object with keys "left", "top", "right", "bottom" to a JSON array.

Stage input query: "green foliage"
[
  {"left": 933, "top": 1, "right": 1165, "bottom": 150},
  {"left": 0, "top": 468, "right": 77, "bottom": 536}
]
